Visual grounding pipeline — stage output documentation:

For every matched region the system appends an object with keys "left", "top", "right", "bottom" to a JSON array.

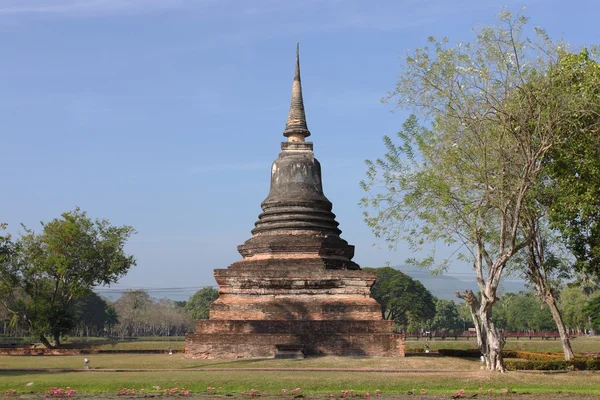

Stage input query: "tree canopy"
[
  {"left": 364, "top": 267, "right": 435, "bottom": 329},
  {"left": 360, "top": 9, "right": 600, "bottom": 370},
  {"left": 185, "top": 287, "right": 219, "bottom": 320},
  {"left": 0, "top": 209, "right": 136, "bottom": 347}
]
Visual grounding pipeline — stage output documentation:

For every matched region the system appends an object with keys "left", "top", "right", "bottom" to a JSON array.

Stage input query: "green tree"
[
  {"left": 363, "top": 267, "right": 436, "bottom": 330},
  {"left": 495, "top": 292, "right": 554, "bottom": 332},
  {"left": 519, "top": 49, "right": 600, "bottom": 360},
  {"left": 104, "top": 304, "right": 119, "bottom": 337},
  {"left": 540, "top": 50, "right": 600, "bottom": 279},
  {"left": 360, "top": 10, "right": 597, "bottom": 370},
  {"left": 560, "top": 286, "right": 590, "bottom": 334},
  {"left": 583, "top": 294, "right": 600, "bottom": 330},
  {"left": 0, "top": 209, "right": 136, "bottom": 348},
  {"left": 430, "top": 299, "right": 462, "bottom": 333},
  {"left": 73, "top": 292, "right": 112, "bottom": 337},
  {"left": 185, "top": 287, "right": 219, "bottom": 320}
]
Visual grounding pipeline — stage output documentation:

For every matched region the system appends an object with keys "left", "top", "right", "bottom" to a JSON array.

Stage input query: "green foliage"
[
  {"left": 0, "top": 209, "right": 136, "bottom": 347},
  {"left": 505, "top": 358, "right": 600, "bottom": 371},
  {"left": 583, "top": 295, "right": 600, "bottom": 328},
  {"left": 493, "top": 292, "right": 555, "bottom": 332},
  {"left": 361, "top": 8, "right": 600, "bottom": 370},
  {"left": 185, "top": 287, "right": 219, "bottom": 320},
  {"left": 539, "top": 49, "right": 600, "bottom": 278},
  {"left": 363, "top": 267, "right": 435, "bottom": 329},
  {"left": 560, "top": 286, "right": 592, "bottom": 331},
  {"left": 437, "top": 348, "right": 599, "bottom": 371},
  {"left": 73, "top": 292, "right": 113, "bottom": 335},
  {"left": 430, "top": 299, "right": 462, "bottom": 332}
]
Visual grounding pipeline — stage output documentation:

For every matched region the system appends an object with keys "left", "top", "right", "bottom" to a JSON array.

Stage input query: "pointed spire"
[{"left": 283, "top": 42, "right": 311, "bottom": 140}]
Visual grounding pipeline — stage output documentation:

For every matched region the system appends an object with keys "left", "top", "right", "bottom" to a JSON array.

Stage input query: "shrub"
[
  {"left": 505, "top": 358, "right": 599, "bottom": 371},
  {"left": 437, "top": 349, "right": 481, "bottom": 358}
]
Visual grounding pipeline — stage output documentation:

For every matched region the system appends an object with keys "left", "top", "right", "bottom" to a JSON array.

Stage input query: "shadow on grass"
[{"left": 61, "top": 339, "right": 124, "bottom": 349}]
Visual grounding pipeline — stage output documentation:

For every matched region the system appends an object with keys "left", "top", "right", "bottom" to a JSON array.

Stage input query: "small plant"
[{"left": 45, "top": 388, "right": 77, "bottom": 398}]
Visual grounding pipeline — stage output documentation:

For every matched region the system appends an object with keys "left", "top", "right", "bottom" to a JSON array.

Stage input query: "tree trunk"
[
  {"left": 481, "top": 308, "right": 505, "bottom": 372},
  {"left": 53, "top": 332, "right": 61, "bottom": 348},
  {"left": 545, "top": 294, "right": 574, "bottom": 360},
  {"left": 458, "top": 290, "right": 505, "bottom": 372},
  {"left": 39, "top": 334, "right": 54, "bottom": 349}
]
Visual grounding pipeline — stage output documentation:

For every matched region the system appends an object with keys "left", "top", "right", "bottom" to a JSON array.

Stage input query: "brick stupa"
[{"left": 185, "top": 45, "right": 404, "bottom": 358}]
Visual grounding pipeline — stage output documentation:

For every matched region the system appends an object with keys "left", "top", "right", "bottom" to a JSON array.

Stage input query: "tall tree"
[
  {"left": 72, "top": 292, "right": 112, "bottom": 337},
  {"left": 430, "top": 299, "right": 462, "bottom": 333},
  {"left": 560, "top": 286, "right": 590, "bottom": 334},
  {"left": 540, "top": 50, "right": 600, "bottom": 279},
  {"left": 583, "top": 295, "right": 600, "bottom": 330},
  {"left": 518, "top": 49, "right": 600, "bottom": 360},
  {"left": 360, "top": 10, "right": 598, "bottom": 370},
  {"left": 0, "top": 209, "right": 136, "bottom": 347},
  {"left": 185, "top": 287, "right": 219, "bottom": 320},
  {"left": 363, "top": 267, "right": 436, "bottom": 329}
]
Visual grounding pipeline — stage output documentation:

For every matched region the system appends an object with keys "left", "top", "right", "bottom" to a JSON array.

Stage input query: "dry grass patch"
[{"left": 0, "top": 355, "right": 479, "bottom": 371}]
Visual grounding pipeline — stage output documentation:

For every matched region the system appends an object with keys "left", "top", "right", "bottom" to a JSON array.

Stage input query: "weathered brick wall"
[
  {"left": 194, "top": 319, "right": 396, "bottom": 334},
  {"left": 185, "top": 331, "right": 404, "bottom": 359},
  {"left": 185, "top": 319, "right": 404, "bottom": 359},
  {"left": 210, "top": 295, "right": 382, "bottom": 321}
]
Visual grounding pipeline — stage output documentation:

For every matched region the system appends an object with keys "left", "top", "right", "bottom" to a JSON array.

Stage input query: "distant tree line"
[
  {"left": 0, "top": 287, "right": 219, "bottom": 340},
  {"left": 365, "top": 267, "right": 600, "bottom": 336}
]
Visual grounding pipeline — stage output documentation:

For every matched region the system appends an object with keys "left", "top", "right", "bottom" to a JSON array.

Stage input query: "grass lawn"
[
  {"left": 405, "top": 336, "right": 600, "bottom": 353},
  {"left": 0, "top": 355, "right": 599, "bottom": 396},
  {"left": 1, "top": 369, "right": 599, "bottom": 396},
  {"left": 0, "top": 354, "right": 481, "bottom": 371},
  {"left": 41, "top": 336, "right": 600, "bottom": 353}
]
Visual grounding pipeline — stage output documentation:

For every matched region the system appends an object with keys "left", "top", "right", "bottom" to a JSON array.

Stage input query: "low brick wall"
[
  {"left": 0, "top": 349, "right": 181, "bottom": 356},
  {"left": 185, "top": 319, "right": 404, "bottom": 359}
]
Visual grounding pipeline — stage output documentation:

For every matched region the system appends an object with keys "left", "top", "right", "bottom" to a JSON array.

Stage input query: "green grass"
[
  {"left": 1, "top": 355, "right": 599, "bottom": 395},
  {"left": 1, "top": 369, "right": 599, "bottom": 395},
  {"left": 404, "top": 336, "right": 600, "bottom": 353},
  {"left": 0, "top": 354, "right": 479, "bottom": 370},
  {"left": 23, "top": 336, "right": 596, "bottom": 353}
]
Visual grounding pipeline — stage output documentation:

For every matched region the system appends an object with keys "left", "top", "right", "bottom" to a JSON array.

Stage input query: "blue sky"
[{"left": 2, "top": 0, "right": 598, "bottom": 296}]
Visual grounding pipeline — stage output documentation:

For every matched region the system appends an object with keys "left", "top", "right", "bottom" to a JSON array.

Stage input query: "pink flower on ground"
[
  {"left": 282, "top": 389, "right": 287, "bottom": 393},
  {"left": 365, "top": 393, "right": 370, "bottom": 398},
  {"left": 502, "top": 388, "right": 508, "bottom": 393},
  {"left": 488, "top": 389, "right": 494, "bottom": 392},
  {"left": 478, "top": 388, "right": 483, "bottom": 391},
  {"left": 455, "top": 392, "right": 461, "bottom": 398}
]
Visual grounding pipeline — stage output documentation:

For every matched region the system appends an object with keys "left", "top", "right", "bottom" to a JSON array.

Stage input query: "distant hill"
[{"left": 391, "top": 265, "right": 528, "bottom": 301}]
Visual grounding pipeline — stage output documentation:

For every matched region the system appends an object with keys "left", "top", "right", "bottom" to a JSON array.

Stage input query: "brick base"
[{"left": 185, "top": 320, "right": 405, "bottom": 359}]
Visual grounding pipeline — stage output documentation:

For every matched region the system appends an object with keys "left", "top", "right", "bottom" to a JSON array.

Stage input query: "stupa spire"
[{"left": 283, "top": 43, "right": 311, "bottom": 141}]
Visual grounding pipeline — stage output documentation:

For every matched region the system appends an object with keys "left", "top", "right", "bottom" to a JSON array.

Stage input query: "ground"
[
  {"left": 0, "top": 338, "right": 598, "bottom": 397},
  {"left": 37, "top": 336, "right": 599, "bottom": 353}
]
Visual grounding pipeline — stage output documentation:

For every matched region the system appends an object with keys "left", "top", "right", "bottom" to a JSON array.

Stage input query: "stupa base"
[{"left": 184, "top": 320, "right": 405, "bottom": 359}]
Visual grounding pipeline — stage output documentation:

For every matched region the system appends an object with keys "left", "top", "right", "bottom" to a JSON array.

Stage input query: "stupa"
[{"left": 185, "top": 44, "right": 404, "bottom": 358}]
